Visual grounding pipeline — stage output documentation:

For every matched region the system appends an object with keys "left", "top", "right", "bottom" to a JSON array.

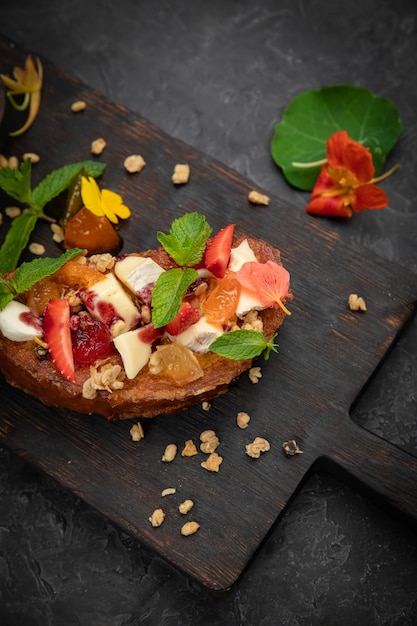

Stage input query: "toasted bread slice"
[{"left": 0, "top": 236, "right": 289, "bottom": 419}]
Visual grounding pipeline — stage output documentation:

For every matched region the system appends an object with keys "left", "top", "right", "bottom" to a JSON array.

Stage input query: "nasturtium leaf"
[{"left": 271, "top": 85, "right": 403, "bottom": 190}]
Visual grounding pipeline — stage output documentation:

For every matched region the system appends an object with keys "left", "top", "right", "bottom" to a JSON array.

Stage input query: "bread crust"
[{"left": 0, "top": 237, "right": 288, "bottom": 419}]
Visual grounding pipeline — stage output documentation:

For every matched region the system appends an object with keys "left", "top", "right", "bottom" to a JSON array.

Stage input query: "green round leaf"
[{"left": 271, "top": 85, "right": 403, "bottom": 190}]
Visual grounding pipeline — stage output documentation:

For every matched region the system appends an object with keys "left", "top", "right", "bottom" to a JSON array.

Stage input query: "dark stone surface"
[{"left": 0, "top": 0, "right": 416, "bottom": 623}]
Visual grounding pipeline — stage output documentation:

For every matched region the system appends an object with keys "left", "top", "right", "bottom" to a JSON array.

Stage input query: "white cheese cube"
[
  {"left": 115, "top": 256, "right": 165, "bottom": 300},
  {"left": 0, "top": 301, "right": 43, "bottom": 341},
  {"left": 80, "top": 273, "right": 140, "bottom": 335},
  {"left": 113, "top": 329, "right": 152, "bottom": 379},
  {"left": 170, "top": 317, "right": 224, "bottom": 354},
  {"left": 228, "top": 239, "right": 258, "bottom": 272}
]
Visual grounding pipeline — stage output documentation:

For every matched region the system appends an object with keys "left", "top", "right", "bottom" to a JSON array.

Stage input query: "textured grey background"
[{"left": 0, "top": 0, "right": 416, "bottom": 624}]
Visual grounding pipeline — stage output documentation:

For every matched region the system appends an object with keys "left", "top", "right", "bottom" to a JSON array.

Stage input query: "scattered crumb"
[
  {"left": 201, "top": 451, "right": 223, "bottom": 472},
  {"left": 201, "top": 401, "right": 211, "bottom": 411},
  {"left": 199, "top": 430, "right": 219, "bottom": 454},
  {"left": 91, "top": 137, "right": 107, "bottom": 155},
  {"left": 23, "top": 152, "right": 40, "bottom": 164},
  {"left": 0, "top": 154, "right": 8, "bottom": 168},
  {"left": 237, "top": 411, "right": 251, "bottom": 429},
  {"left": 130, "top": 422, "right": 145, "bottom": 441},
  {"left": 248, "top": 190, "right": 270, "bottom": 206},
  {"left": 71, "top": 100, "right": 87, "bottom": 113},
  {"left": 282, "top": 439, "right": 303, "bottom": 456},
  {"left": 161, "top": 487, "right": 176, "bottom": 497},
  {"left": 124, "top": 154, "right": 146, "bottom": 173},
  {"left": 149, "top": 508, "right": 165, "bottom": 527},
  {"left": 181, "top": 521, "right": 200, "bottom": 536},
  {"left": 348, "top": 293, "right": 367, "bottom": 311},
  {"left": 5, "top": 206, "right": 21, "bottom": 219},
  {"left": 172, "top": 163, "right": 190, "bottom": 184},
  {"left": 50, "top": 223, "right": 65, "bottom": 243},
  {"left": 162, "top": 443, "right": 177, "bottom": 462},
  {"left": 181, "top": 439, "right": 198, "bottom": 457},
  {"left": 179, "top": 499, "right": 194, "bottom": 514},
  {"left": 7, "top": 156, "right": 19, "bottom": 169},
  {"left": 248, "top": 366, "right": 262, "bottom": 384},
  {"left": 28, "top": 242, "right": 45, "bottom": 256},
  {"left": 245, "top": 437, "right": 270, "bottom": 458}
]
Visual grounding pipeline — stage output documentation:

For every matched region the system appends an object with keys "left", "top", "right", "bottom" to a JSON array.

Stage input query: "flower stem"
[
  {"left": 291, "top": 158, "right": 327, "bottom": 169},
  {"left": 371, "top": 163, "right": 400, "bottom": 183}
]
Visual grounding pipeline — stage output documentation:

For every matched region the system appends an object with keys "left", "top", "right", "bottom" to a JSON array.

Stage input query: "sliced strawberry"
[
  {"left": 165, "top": 302, "right": 200, "bottom": 336},
  {"left": 71, "top": 313, "right": 116, "bottom": 365},
  {"left": 137, "top": 322, "right": 164, "bottom": 344},
  {"left": 204, "top": 223, "right": 235, "bottom": 278},
  {"left": 43, "top": 299, "right": 75, "bottom": 382}
]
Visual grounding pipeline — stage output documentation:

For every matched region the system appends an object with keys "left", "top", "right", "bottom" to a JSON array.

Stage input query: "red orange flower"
[
  {"left": 306, "top": 130, "right": 396, "bottom": 218},
  {"left": 236, "top": 261, "right": 292, "bottom": 315}
]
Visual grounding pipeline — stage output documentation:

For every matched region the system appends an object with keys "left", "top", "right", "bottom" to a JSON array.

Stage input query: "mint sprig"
[
  {"left": 209, "top": 330, "right": 279, "bottom": 361},
  {"left": 157, "top": 212, "right": 212, "bottom": 267},
  {"left": 0, "top": 248, "right": 85, "bottom": 311},
  {"left": 0, "top": 159, "right": 106, "bottom": 275},
  {"left": 152, "top": 267, "right": 198, "bottom": 328},
  {"left": 152, "top": 213, "right": 212, "bottom": 327}
]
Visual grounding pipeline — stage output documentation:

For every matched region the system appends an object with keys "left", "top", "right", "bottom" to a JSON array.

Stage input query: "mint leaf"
[
  {"left": 0, "top": 210, "right": 39, "bottom": 275},
  {"left": 209, "top": 329, "right": 279, "bottom": 360},
  {"left": 157, "top": 212, "right": 212, "bottom": 267},
  {"left": 0, "top": 158, "right": 32, "bottom": 204},
  {"left": 0, "top": 281, "right": 14, "bottom": 311},
  {"left": 31, "top": 160, "right": 106, "bottom": 210},
  {"left": 271, "top": 85, "right": 402, "bottom": 190},
  {"left": 152, "top": 267, "right": 198, "bottom": 328},
  {"left": 9, "top": 248, "right": 85, "bottom": 294}
]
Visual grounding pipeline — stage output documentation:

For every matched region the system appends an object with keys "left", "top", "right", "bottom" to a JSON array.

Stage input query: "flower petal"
[
  {"left": 351, "top": 183, "right": 388, "bottom": 212},
  {"left": 81, "top": 176, "right": 105, "bottom": 217},
  {"left": 326, "top": 130, "right": 374, "bottom": 182},
  {"left": 236, "top": 261, "right": 291, "bottom": 313},
  {"left": 306, "top": 194, "right": 352, "bottom": 217}
]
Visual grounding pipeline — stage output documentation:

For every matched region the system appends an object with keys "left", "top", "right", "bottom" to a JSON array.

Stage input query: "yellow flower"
[
  {"left": 81, "top": 176, "right": 131, "bottom": 224},
  {"left": 0, "top": 55, "right": 43, "bottom": 136}
]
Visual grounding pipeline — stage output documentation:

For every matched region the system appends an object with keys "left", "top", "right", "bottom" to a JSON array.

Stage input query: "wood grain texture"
[{"left": 0, "top": 36, "right": 416, "bottom": 590}]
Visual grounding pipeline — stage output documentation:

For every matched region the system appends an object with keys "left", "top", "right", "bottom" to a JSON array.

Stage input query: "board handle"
[{"left": 320, "top": 416, "right": 417, "bottom": 526}]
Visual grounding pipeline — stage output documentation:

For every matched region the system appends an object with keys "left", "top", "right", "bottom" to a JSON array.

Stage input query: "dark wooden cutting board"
[{"left": 0, "top": 36, "right": 416, "bottom": 591}]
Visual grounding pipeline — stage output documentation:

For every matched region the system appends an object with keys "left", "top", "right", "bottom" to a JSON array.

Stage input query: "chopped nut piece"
[
  {"left": 5, "top": 206, "right": 21, "bottom": 219},
  {"left": 172, "top": 163, "right": 190, "bottom": 184},
  {"left": 71, "top": 100, "right": 87, "bottom": 112},
  {"left": 179, "top": 499, "right": 194, "bottom": 514},
  {"left": 282, "top": 439, "right": 303, "bottom": 456},
  {"left": 181, "top": 521, "right": 200, "bottom": 536},
  {"left": 161, "top": 487, "right": 176, "bottom": 496},
  {"left": 124, "top": 154, "right": 146, "bottom": 173},
  {"left": 181, "top": 439, "right": 198, "bottom": 457},
  {"left": 50, "top": 222, "right": 65, "bottom": 243},
  {"left": 162, "top": 443, "right": 177, "bottom": 462},
  {"left": 0, "top": 154, "right": 8, "bottom": 168},
  {"left": 248, "top": 366, "right": 262, "bottom": 384},
  {"left": 91, "top": 137, "right": 107, "bottom": 155},
  {"left": 248, "top": 190, "right": 270, "bottom": 206},
  {"left": 82, "top": 361, "right": 125, "bottom": 399},
  {"left": 130, "top": 422, "right": 145, "bottom": 441},
  {"left": 199, "top": 429, "right": 219, "bottom": 454},
  {"left": 87, "top": 253, "right": 115, "bottom": 272},
  {"left": 245, "top": 437, "right": 270, "bottom": 458},
  {"left": 201, "top": 451, "right": 223, "bottom": 472},
  {"left": 241, "top": 309, "right": 263, "bottom": 332},
  {"left": 201, "top": 401, "right": 211, "bottom": 411},
  {"left": 237, "top": 411, "right": 251, "bottom": 429},
  {"left": 149, "top": 508, "right": 165, "bottom": 527},
  {"left": 23, "top": 152, "right": 40, "bottom": 163},
  {"left": 348, "top": 293, "right": 367, "bottom": 311},
  {"left": 29, "top": 242, "right": 45, "bottom": 256}
]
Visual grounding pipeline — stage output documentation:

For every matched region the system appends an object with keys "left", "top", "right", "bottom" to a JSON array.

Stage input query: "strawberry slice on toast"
[
  {"left": 43, "top": 299, "right": 75, "bottom": 383},
  {"left": 204, "top": 223, "right": 235, "bottom": 278},
  {"left": 165, "top": 302, "right": 200, "bottom": 336}
]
